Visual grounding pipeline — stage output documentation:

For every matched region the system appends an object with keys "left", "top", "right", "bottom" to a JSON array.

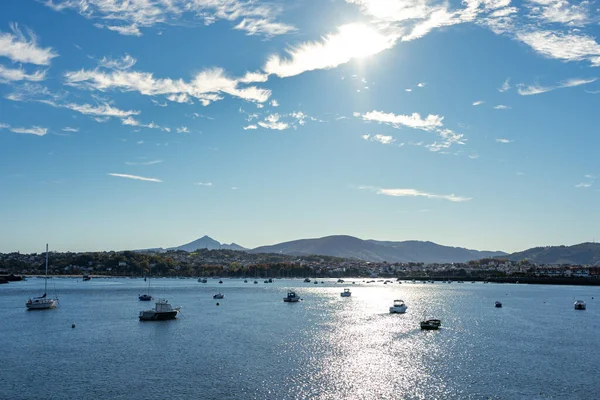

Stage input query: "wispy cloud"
[
  {"left": 61, "top": 127, "right": 79, "bottom": 132},
  {"left": 195, "top": 182, "right": 213, "bottom": 187},
  {"left": 356, "top": 110, "right": 443, "bottom": 131},
  {"left": 124, "top": 160, "right": 163, "bottom": 166},
  {"left": 498, "top": 78, "right": 511, "bottom": 92},
  {"left": 472, "top": 100, "right": 485, "bottom": 106},
  {"left": 108, "top": 173, "right": 162, "bottom": 182},
  {"left": 270, "top": 99, "right": 279, "bottom": 107},
  {"left": 98, "top": 54, "right": 137, "bottom": 70},
  {"left": 515, "top": 30, "right": 600, "bottom": 67},
  {"left": 64, "top": 67, "right": 271, "bottom": 105},
  {"left": 0, "top": 23, "right": 57, "bottom": 65},
  {"left": 65, "top": 102, "right": 139, "bottom": 118},
  {"left": 10, "top": 126, "right": 48, "bottom": 136},
  {"left": 44, "top": 0, "right": 294, "bottom": 37},
  {"left": 362, "top": 133, "right": 396, "bottom": 145},
  {"left": 493, "top": 105, "right": 510, "bottom": 110},
  {"left": 264, "top": 23, "right": 398, "bottom": 78},
  {"left": 243, "top": 124, "right": 258, "bottom": 130},
  {"left": 258, "top": 113, "right": 289, "bottom": 130},
  {"left": 122, "top": 116, "right": 162, "bottom": 130},
  {"left": 176, "top": 126, "right": 189, "bottom": 133},
  {"left": 496, "top": 138, "right": 513, "bottom": 143},
  {"left": 517, "top": 78, "right": 597, "bottom": 95},
  {"left": 0, "top": 65, "right": 46, "bottom": 82},
  {"left": 575, "top": 182, "right": 592, "bottom": 188},
  {"left": 358, "top": 185, "right": 471, "bottom": 202}
]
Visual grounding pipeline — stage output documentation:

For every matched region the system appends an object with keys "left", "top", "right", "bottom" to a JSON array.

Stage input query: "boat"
[
  {"left": 574, "top": 300, "right": 586, "bottom": 310},
  {"left": 495, "top": 301, "right": 502, "bottom": 308},
  {"left": 268, "top": 278, "right": 273, "bottom": 283},
  {"left": 337, "top": 279, "right": 345, "bottom": 283},
  {"left": 254, "top": 280, "right": 258, "bottom": 284},
  {"left": 340, "top": 288, "right": 351, "bottom": 297},
  {"left": 26, "top": 244, "right": 58, "bottom": 310},
  {"left": 213, "top": 293, "right": 224, "bottom": 299},
  {"left": 139, "top": 299, "right": 180, "bottom": 321},
  {"left": 420, "top": 319, "right": 441, "bottom": 330},
  {"left": 389, "top": 299, "right": 407, "bottom": 314},
  {"left": 198, "top": 278, "right": 207, "bottom": 283},
  {"left": 139, "top": 271, "right": 153, "bottom": 301},
  {"left": 244, "top": 280, "right": 248, "bottom": 283},
  {"left": 218, "top": 280, "right": 223, "bottom": 284},
  {"left": 303, "top": 278, "right": 311, "bottom": 283},
  {"left": 82, "top": 274, "right": 91, "bottom": 281},
  {"left": 283, "top": 291, "right": 301, "bottom": 302}
]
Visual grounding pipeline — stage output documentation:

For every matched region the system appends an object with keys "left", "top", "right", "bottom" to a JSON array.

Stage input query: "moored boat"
[
  {"left": 213, "top": 293, "right": 224, "bottom": 299},
  {"left": 139, "top": 299, "right": 180, "bottom": 321},
  {"left": 340, "top": 288, "right": 351, "bottom": 297},
  {"left": 420, "top": 319, "right": 441, "bottom": 330},
  {"left": 26, "top": 244, "right": 58, "bottom": 310},
  {"left": 283, "top": 291, "right": 301, "bottom": 302},
  {"left": 495, "top": 301, "right": 502, "bottom": 308},
  {"left": 389, "top": 299, "right": 407, "bottom": 314},
  {"left": 574, "top": 300, "right": 586, "bottom": 310}
]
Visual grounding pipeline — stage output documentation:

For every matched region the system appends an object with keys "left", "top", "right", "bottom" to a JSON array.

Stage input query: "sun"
[{"left": 336, "top": 23, "right": 396, "bottom": 59}]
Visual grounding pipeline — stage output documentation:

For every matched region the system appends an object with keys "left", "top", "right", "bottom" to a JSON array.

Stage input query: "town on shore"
[{"left": 1, "top": 248, "right": 599, "bottom": 285}]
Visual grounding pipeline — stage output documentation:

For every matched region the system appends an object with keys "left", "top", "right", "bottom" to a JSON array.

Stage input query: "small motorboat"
[
  {"left": 139, "top": 299, "right": 180, "bottom": 321},
  {"left": 254, "top": 281, "right": 258, "bottom": 284},
  {"left": 244, "top": 280, "right": 248, "bottom": 283},
  {"left": 337, "top": 279, "right": 345, "bottom": 283},
  {"left": 303, "top": 278, "right": 311, "bottom": 283},
  {"left": 218, "top": 280, "right": 223, "bottom": 284},
  {"left": 574, "top": 300, "right": 586, "bottom": 310},
  {"left": 139, "top": 294, "right": 153, "bottom": 301},
  {"left": 82, "top": 274, "right": 91, "bottom": 281},
  {"left": 268, "top": 278, "right": 273, "bottom": 283},
  {"left": 420, "top": 319, "right": 441, "bottom": 330},
  {"left": 283, "top": 291, "right": 301, "bottom": 302},
  {"left": 198, "top": 278, "right": 207, "bottom": 283},
  {"left": 213, "top": 293, "right": 224, "bottom": 299},
  {"left": 495, "top": 301, "right": 502, "bottom": 308},
  {"left": 264, "top": 280, "right": 269, "bottom": 283},
  {"left": 314, "top": 281, "right": 318, "bottom": 285},
  {"left": 389, "top": 299, "right": 407, "bottom": 314},
  {"left": 340, "top": 288, "right": 351, "bottom": 297}
]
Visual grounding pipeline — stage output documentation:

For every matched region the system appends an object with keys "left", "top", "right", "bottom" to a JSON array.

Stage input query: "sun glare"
[{"left": 336, "top": 23, "right": 396, "bottom": 59}]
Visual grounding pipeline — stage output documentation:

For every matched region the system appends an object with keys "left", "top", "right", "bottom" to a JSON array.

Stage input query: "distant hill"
[
  {"left": 251, "top": 235, "right": 506, "bottom": 263},
  {"left": 506, "top": 242, "right": 600, "bottom": 265},
  {"left": 168, "top": 236, "right": 248, "bottom": 252}
]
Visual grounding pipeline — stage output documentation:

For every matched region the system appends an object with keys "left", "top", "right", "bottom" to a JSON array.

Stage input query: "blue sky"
[{"left": 1, "top": 0, "right": 599, "bottom": 254}]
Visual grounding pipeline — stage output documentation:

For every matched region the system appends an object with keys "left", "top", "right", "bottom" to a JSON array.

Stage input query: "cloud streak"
[
  {"left": 108, "top": 173, "right": 162, "bottom": 182},
  {"left": 9, "top": 126, "right": 48, "bottom": 136},
  {"left": 359, "top": 185, "right": 471, "bottom": 202},
  {"left": 517, "top": 77, "right": 597, "bottom": 95},
  {"left": 0, "top": 23, "right": 58, "bottom": 65}
]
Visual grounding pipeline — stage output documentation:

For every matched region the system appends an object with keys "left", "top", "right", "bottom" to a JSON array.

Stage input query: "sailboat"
[
  {"left": 26, "top": 244, "right": 58, "bottom": 310},
  {"left": 139, "top": 273, "right": 153, "bottom": 301}
]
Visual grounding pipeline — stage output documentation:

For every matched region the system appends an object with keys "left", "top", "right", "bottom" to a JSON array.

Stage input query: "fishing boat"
[
  {"left": 389, "top": 299, "right": 407, "bottom": 314},
  {"left": 574, "top": 300, "right": 586, "bottom": 310},
  {"left": 420, "top": 319, "right": 441, "bottom": 330},
  {"left": 139, "top": 299, "right": 180, "bottom": 321},
  {"left": 283, "top": 291, "right": 301, "bottom": 302},
  {"left": 26, "top": 244, "right": 58, "bottom": 310},
  {"left": 340, "top": 288, "right": 351, "bottom": 297}
]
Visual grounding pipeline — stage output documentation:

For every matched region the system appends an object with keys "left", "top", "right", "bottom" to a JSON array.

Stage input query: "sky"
[{"left": 1, "top": 0, "right": 599, "bottom": 254}]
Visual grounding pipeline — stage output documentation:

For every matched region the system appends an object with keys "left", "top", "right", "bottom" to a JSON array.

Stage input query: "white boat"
[
  {"left": 283, "top": 291, "right": 301, "bottom": 302},
  {"left": 139, "top": 299, "right": 180, "bottom": 321},
  {"left": 340, "top": 288, "right": 351, "bottom": 297},
  {"left": 26, "top": 244, "right": 58, "bottom": 310},
  {"left": 389, "top": 299, "right": 407, "bottom": 314},
  {"left": 574, "top": 300, "right": 586, "bottom": 310}
]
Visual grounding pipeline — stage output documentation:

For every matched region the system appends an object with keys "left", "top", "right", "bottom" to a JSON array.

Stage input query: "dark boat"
[
  {"left": 213, "top": 293, "right": 224, "bottom": 299},
  {"left": 283, "top": 291, "right": 301, "bottom": 302},
  {"left": 82, "top": 274, "right": 91, "bottom": 281},
  {"left": 420, "top": 319, "right": 441, "bottom": 330},
  {"left": 139, "top": 294, "right": 153, "bottom": 301},
  {"left": 495, "top": 301, "right": 502, "bottom": 308}
]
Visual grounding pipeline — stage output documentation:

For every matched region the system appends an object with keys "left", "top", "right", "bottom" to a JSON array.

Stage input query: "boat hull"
[
  {"left": 139, "top": 311, "right": 178, "bottom": 321},
  {"left": 26, "top": 299, "right": 57, "bottom": 310},
  {"left": 389, "top": 306, "right": 407, "bottom": 314}
]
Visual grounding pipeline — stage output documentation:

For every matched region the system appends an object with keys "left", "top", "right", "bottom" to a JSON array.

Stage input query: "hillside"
[{"left": 506, "top": 242, "right": 600, "bottom": 265}]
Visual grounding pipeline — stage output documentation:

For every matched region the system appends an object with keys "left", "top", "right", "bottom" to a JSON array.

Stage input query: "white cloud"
[
  {"left": 359, "top": 185, "right": 471, "bottom": 202},
  {"left": 575, "top": 182, "right": 592, "bottom": 188},
  {"left": 517, "top": 77, "right": 597, "bottom": 95},
  {"left": 0, "top": 23, "right": 58, "bottom": 65},
  {"left": 45, "top": 0, "right": 294, "bottom": 38},
  {"left": 362, "top": 133, "right": 396, "bottom": 144},
  {"left": 472, "top": 100, "right": 485, "bottom": 106},
  {"left": 64, "top": 67, "right": 271, "bottom": 105},
  {"left": 176, "top": 126, "right": 189, "bottom": 133},
  {"left": 10, "top": 126, "right": 48, "bottom": 136},
  {"left": 357, "top": 110, "right": 443, "bottom": 130},
  {"left": 243, "top": 124, "right": 258, "bottom": 130},
  {"left": 469, "top": 153, "right": 480, "bottom": 159},
  {"left": 258, "top": 113, "right": 289, "bottom": 130},
  {"left": 526, "top": 0, "right": 590, "bottom": 26},
  {"left": 515, "top": 30, "right": 600, "bottom": 67},
  {"left": 264, "top": 23, "right": 398, "bottom": 78},
  {"left": 195, "top": 182, "right": 213, "bottom": 187},
  {"left": 498, "top": 78, "right": 511, "bottom": 92},
  {"left": 108, "top": 173, "right": 162, "bottom": 182},
  {"left": 493, "top": 104, "right": 510, "bottom": 109},
  {"left": 0, "top": 65, "right": 46, "bottom": 82},
  {"left": 584, "top": 174, "right": 595, "bottom": 179},
  {"left": 239, "top": 71, "right": 269, "bottom": 83},
  {"left": 62, "top": 127, "right": 79, "bottom": 132},
  {"left": 122, "top": 116, "right": 162, "bottom": 129},
  {"left": 65, "top": 102, "right": 140, "bottom": 118},
  {"left": 417, "top": 82, "right": 425, "bottom": 87},
  {"left": 0, "top": 122, "right": 10, "bottom": 129},
  {"left": 496, "top": 138, "right": 513, "bottom": 143},
  {"left": 125, "top": 160, "right": 163, "bottom": 166},
  {"left": 98, "top": 54, "right": 137, "bottom": 70},
  {"left": 270, "top": 99, "right": 279, "bottom": 107}
]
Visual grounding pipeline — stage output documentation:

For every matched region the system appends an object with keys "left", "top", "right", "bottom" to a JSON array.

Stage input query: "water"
[{"left": 1, "top": 278, "right": 598, "bottom": 399}]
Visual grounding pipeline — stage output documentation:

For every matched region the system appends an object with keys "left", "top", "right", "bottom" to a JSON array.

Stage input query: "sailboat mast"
[{"left": 44, "top": 243, "right": 48, "bottom": 294}]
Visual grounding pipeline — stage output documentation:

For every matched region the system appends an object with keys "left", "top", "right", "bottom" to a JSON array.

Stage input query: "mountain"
[
  {"left": 506, "top": 242, "right": 600, "bottom": 265},
  {"left": 168, "top": 236, "right": 248, "bottom": 252},
  {"left": 251, "top": 235, "right": 506, "bottom": 263}
]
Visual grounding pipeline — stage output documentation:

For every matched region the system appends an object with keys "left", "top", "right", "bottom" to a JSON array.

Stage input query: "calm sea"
[{"left": 1, "top": 278, "right": 598, "bottom": 399}]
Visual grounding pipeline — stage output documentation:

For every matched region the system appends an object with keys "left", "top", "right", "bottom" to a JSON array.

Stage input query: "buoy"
[
  {"left": 216, "top": 302, "right": 220, "bottom": 306},
  {"left": 71, "top": 324, "right": 76, "bottom": 328}
]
